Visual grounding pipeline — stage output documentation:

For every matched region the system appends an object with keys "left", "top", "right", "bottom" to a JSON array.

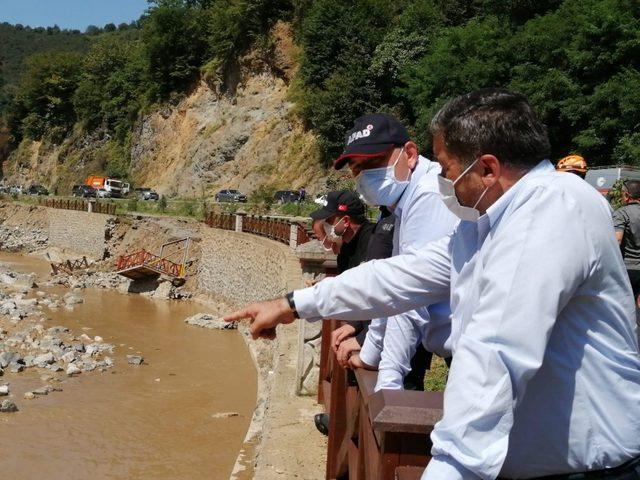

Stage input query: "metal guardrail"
[
  {"left": 50, "top": 256, "right": 89, "bottom": 275},
  {"left": 116, "top": 249, "right": 184, "bottom": 278}
]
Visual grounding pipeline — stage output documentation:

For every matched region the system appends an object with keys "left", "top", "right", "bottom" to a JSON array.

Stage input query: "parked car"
[
  {"left": 135, "top": 187, "right": 159, "bottom": 201},
  {"left": 95, "top": 188, "right": 111, "bottom": 198},
  {"left": 121, "top": 182, "right": 131, "bottom": 196},
  {"left": 215, "top": 189, "right": 247, "bottom": 203},
  {"left": 0, "top": 185, "right": 9, "bottom": 194},
  {"left": 274, "top": 190, "right": 300, "bottom": 204},
  {"left": 72, "top": 184, "right": 97, "bottom": 198},
  {"left": 27, "top": 185, "right": 49, "bottom": 196},
  {"left": 314, "top": 194, "right": 328, "bottom": 206},
  {"left": 9, "top": 186, "right": 23, "bottom": 195}
]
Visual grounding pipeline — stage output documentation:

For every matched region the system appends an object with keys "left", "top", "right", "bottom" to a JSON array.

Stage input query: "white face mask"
[
  {"left": 437, "top": 158, "right": 490, "bottom": 222},
  {"left": 355, "top": 148, "right": 409, "bottom": 206},
  {"left": 323, "top": 217, "right": 346, "bottom": 243}
]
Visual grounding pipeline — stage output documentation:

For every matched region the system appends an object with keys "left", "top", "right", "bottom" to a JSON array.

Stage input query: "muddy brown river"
[{"left": 0, "top": 253, "right": 257, "bottom": 480}]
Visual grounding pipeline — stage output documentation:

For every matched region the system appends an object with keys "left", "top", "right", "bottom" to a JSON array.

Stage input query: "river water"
[{"left": 0, "top": 252, "right": 257, "bottom": 480}]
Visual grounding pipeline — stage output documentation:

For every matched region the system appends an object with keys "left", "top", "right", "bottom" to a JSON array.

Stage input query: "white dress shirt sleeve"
[
  {"left": 425, "top": 186, "right": 592, "bottom": 480},
  {"left": 293, "top": 235, "right": 452, "bottom": 322},
  {"left": 359, "top": 318, "right": 386, "bottom": 366}
]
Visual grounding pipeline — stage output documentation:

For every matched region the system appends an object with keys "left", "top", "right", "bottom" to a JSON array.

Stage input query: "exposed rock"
[
  {"left": 32, "top": 386, "right": 50, "bottom": 396},
  {"left": 211, "top": 411, "right": 240, "bottom": 418},
  {"left": 127, "top": 355, "right": 144, "bottom": 365},
  {"left": 0, "top": 385, "right": 8, "bottom": 396},
  {"left": 24, "top": 391, "right": 35, "bottom": 400},
  {"left": 184, "top": 313, "right": 237, "bottom": 330},
  {"left": 1, "top": 399, "right": 18, "bottom": 412},
  {"left": 152, "top": 281, "right": 174, "bottom": 300},
  {"left": 63, "top": 293, "right": 84, "bottom": 306},
  {"left": 33, "top": 352, "right": 54, "bottom": 367},
  {"left": 66, "top": 364, "right": 81, "bottom": 376}
]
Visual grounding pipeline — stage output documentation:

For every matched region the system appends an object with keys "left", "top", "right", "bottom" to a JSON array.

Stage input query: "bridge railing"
[
  {"left": 204, "top": 211, "right": 314, "bottom": 248},
  {"left": 116, "top": 249, "right": 183, "bottom": 277},
  {"left": 319, "top": 321, "right": 443, "bottom": 480}
]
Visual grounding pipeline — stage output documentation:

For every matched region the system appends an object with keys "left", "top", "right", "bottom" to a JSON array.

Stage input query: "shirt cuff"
[
  {"left": 422, "top": 455, "right": 477, "bottom": 480},
  {"left": 359, "top": 336, "right": 383, "bottom": 367},
  {"left": 293, "top": 287, "right": 321, "bottom": 321}
]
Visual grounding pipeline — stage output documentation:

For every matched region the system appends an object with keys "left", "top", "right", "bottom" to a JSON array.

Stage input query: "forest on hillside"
[{"left": 1, "top": 0, "right": 639, "bottom": 177}]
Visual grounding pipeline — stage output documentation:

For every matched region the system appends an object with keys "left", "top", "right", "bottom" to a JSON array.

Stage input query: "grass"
[{"left": 424, "top": 356, "right": 449, "bottom": 392}]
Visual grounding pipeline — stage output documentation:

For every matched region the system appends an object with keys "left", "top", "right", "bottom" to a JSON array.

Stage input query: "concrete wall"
[
  {"left": 198, "top": 228, "right": 299, "bottom": 305},
  {"left": 47, "top": 209, "right": 113, "bottom": 259}
]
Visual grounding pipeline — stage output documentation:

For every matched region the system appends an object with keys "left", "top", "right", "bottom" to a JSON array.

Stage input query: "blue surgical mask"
[{"left": 355, "top": 148, "right": 409, "bottom": 206}]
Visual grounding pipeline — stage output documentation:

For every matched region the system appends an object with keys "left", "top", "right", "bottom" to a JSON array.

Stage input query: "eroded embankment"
[{"left": 0, "top": 201, "right": 325, "bottom": 480}]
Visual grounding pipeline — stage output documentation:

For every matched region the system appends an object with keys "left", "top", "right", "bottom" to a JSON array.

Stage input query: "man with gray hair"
[{"left": 226, "top": 89, "right": 640, "bottom": 479}]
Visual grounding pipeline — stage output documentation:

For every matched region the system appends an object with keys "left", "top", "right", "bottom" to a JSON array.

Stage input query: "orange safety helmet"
[{"left": 556, "top": 154, "right": 588, "bottom": 173}]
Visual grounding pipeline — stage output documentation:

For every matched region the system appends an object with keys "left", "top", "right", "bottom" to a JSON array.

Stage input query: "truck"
[
  {"left": 584, "top": 166, "right": 640, "bottom": 195},
  {"left": 85, "top": 176, "right": 124, "bottom": 198}
]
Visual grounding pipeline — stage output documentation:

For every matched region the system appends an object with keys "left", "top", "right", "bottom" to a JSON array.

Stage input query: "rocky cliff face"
[{"left": 2, "top": 22, "right": 331, "bottom": 198}]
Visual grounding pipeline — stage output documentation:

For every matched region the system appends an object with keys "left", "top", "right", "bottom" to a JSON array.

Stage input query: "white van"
[{"left": 585, "top": 166, "right": 640, "bottom": 195}]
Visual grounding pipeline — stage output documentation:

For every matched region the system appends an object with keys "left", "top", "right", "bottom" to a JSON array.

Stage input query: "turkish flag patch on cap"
[{"left": 338, "top": 204, "right": 348, "bottom": 212}]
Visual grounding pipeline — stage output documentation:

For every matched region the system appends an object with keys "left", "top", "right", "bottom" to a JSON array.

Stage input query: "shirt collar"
[
  {"left": 480, "top": 159, "right": 555, "bottom": 229},
  {"left": 395, "top": 155, "right": 431, "bottom": 214}
]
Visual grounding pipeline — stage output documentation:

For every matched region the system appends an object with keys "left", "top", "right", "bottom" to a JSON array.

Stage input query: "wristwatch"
[{"left": 285, "top": 291, "right": 300, "bottom": 319}]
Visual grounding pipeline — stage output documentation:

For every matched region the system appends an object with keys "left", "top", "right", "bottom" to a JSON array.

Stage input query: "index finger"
[{"left": 223, "top": 308, "right": 253, "bottom": 323}]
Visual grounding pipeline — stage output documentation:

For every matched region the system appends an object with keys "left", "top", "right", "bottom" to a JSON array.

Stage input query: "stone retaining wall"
[
  {"left": 198, "top": 228, "right": 291, "bottom": 304},
  {"left": 47, "top": 209, "right": 113, "bottom": 259}
]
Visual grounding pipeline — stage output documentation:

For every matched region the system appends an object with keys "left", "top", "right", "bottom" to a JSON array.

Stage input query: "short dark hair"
[
  {"left": 430, "top": 88, "right": 551, "bottom": 169},
  {"left": 624, "top": 180, "right": 640, "bottom": 199}
]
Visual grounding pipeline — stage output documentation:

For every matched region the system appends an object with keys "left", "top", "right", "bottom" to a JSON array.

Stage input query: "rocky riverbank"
[{"left": 0, "top": 264, "right": 117, "bottom": 413}]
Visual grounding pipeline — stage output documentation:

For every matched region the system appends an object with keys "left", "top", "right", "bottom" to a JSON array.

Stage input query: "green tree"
[
  {"left": 11, "top": 51, "right": 84, "bottom": 141},
  {"left": 142, "top": 0, "right": 208, "bottom": 100},
  {"left": 74, "top": 34, "right": 146, "bottom": 140}
]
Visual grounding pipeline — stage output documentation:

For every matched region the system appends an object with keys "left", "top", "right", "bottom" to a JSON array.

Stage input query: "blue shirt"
[{"left": 294, "top": 160, "right": 640, "bottom": 479}]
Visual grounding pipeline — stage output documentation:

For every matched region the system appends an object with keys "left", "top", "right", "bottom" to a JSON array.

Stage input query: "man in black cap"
[
  {"left": 310, "top": 190, "right": 395, "bottom": 435},
  {"left": 310, "top": 190, "right": 374, "bottom": 272}
]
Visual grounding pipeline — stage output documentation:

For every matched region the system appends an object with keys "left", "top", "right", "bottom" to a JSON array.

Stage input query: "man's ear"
[
  {"left": 404, "top": 141, "right": 419, "bottom": 170},
  {"left": 479, "top": 154, "right": 501, "bottom": 187}
]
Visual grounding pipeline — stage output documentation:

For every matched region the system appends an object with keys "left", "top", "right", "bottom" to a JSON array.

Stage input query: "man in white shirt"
[
  {"left": 325, "top": 113, "right": 457, "bottom": 391},
  {"left": 225, "top": 89, "right": 640, "bottom": 479}
]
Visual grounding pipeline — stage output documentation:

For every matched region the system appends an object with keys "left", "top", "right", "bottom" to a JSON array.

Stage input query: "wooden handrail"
[{"left": 319, "top": 322, "right": 443, "bottom": 480}]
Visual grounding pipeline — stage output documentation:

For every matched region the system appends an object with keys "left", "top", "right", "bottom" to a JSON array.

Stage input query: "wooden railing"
[
  {"left": 116, "top": 249, "right": 184, "bottom": 277},
  {"left": 319, "top": 321, "right": 443, "bottom": 480},
  {"left": 39, "top": 198, "right": 116, "bottom": 215},
  {"left": 203, "top": 212, "right": 314, "bottom": 247},
  {"left": 204, "top": 212, "right": 235, "bottom": 231}
]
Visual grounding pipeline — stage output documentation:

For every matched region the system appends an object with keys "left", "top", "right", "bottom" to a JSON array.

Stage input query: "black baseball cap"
[
  {"left": 310, "top": 190, "right": 366, "bottom": 221},
  {"left": 334, "top": 113, "right": 410, "bottom": 170}
]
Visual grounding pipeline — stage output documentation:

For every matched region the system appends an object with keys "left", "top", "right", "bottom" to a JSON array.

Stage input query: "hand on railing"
[
  {"left": 347, "top": 352, "right": 378, "bottom": 371},
  {"left": 336, "top": 337, "right": 361, "bottom": 368}
]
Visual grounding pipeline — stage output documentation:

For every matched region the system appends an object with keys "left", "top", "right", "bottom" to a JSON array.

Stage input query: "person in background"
[
  {"left": 298, "top": 186, "right": 306, "bottom": 203},
  {"left": 332, "top": 206, "right": 395, "bottom": 368},
  {"left": 556, "top": 154, "right": 588, "bottom": 179},
  {"left": 613, "top": 179, "right": 640, "bottom": 310},
  {"left": 332, "top": 113, "right": 457, "bottom": 394},
  {"left": 308, "top": 190, "right": 375, "bottom": 436}
]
